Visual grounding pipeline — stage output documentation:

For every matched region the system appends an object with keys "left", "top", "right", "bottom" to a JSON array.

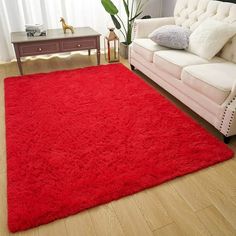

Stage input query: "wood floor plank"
[
  {"left": 132, "top": 190, "right": 173, "bottom": 231},
  {"left": 0, "top": 78, "right": 6, "bottom": 175},
  {"left": 38, "top": 219, "right": 67, "bottom": 236},
  {"left": 65, "top": 211, "right": 96, "bottom": 236},
  {"left": 191, "top": 170, "right": 236, "bottom": 230},
  {"left": 214, "top": 162, "right": 236, "bottom": 197},
  {"left": 0, "top": 172, "right": 9, "bottom": 236},
  {"left": 232, "top": 196, "right": 236, "bottom": 205},
  {"left": 223, "top": 159, "right": 236, "bottom": 178},
  {"left": 4, "top": 61, "right": 19, "bottom": 77},
  {"left": 111, "top": 196, "right": 154, "bottom": 236},
  {"left": 206, "top": 165, "right": 236, "bottom": 197},
  {"left": 152, "top": 183, "right": 211, "bottom": 235},
  {"left": 12, "top": 229, "right": 39, "bottom": 236},
  {"left": 89, "top": 203, "right": 125, "bottom": 236},
  {"left": 197, "top": 206, "right": 236, "bottom": 236},
  {"left": 170, "top": 175, "right": 211, "bottom": 211},
  {"left": 153, "top": 223, "right": 184, "bottom": 236}
]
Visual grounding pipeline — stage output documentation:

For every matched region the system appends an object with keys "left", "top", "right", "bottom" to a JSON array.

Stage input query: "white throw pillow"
[{"left": 188, "top": 19, "right": 236, "bottom": 60}]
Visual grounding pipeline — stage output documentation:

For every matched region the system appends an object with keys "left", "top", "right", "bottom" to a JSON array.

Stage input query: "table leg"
[
  {"left": 96, "top": 36, "right": 101, "bottom": 66},
  {"left": 13, "top": 43, "right": 23, "bottom": 75},
  {"left": 16, "top": 57, "right": 23, "bottom": 75},
  {"left": 97, "top": 49, "right": 100, "bottom": 65},
  {"left": 88, "top": 49, "right": 91, "bottom": 56}
]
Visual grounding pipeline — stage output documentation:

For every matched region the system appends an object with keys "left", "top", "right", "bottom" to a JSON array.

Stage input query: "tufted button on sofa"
[{"left": 129, "top": 0, "right": 236, "bottom": 141}]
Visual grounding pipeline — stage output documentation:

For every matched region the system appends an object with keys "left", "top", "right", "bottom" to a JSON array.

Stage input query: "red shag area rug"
[{"left": 5, "top": 64, "right": 233, "bottom": 232}]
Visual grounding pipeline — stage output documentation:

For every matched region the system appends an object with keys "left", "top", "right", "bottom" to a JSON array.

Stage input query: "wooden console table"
[{"left": 11, "top": 27, "right": 101, "bottom": 75}]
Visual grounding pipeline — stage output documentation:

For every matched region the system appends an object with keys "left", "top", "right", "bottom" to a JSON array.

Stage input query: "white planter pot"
[{"left": 120, "top": 42, "right": 129, "bottom": 59}]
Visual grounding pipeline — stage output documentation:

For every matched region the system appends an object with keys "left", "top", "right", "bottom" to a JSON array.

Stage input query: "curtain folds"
[{"left": 0, "top": 0, "right": 125, "bottom": 62}]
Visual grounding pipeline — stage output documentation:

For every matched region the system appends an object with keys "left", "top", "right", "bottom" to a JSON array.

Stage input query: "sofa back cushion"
[
  {"left": 174, "top": 0, "right": 236, "bottom": 63},
  {"left": 174, "top": 0, "right": 212, "bottom": 30}
]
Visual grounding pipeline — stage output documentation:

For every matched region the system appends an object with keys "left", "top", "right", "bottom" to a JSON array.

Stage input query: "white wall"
[
  {"left": 139, "top": 0, "right": 177, "bottom": 18},
  {"left": 141, "top": 0, "right": 162, "bottom": 18},
  {"left": 162, "top": 0, "right": 176, "bottom": 17}
]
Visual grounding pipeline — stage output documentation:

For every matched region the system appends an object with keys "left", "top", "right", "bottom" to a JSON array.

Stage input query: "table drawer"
[
  {"left": 61, "top": 38, "right": 96, "bottom": 52},
  {"left": 19, "top": 41, "right": 60, "bottom": 56}
]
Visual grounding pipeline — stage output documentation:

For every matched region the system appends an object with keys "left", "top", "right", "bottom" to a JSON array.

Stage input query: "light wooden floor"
[{"left": 0, "top": 52, "right": 236, "bottom": 236}]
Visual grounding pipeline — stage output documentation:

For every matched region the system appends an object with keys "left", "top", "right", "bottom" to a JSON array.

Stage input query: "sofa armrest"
[
  {"left": 218, "top": 81, "right": 236, "bottom": 137},
  {"left": 133, "top": 17, "right": 175, "bottom": 39}
]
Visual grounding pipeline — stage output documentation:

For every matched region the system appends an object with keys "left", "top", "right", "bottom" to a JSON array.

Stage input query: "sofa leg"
[
  {"left": 223, "top": 136, "right": 231, "bottom": 144},
  {"left": 130, "top": 64, "right": 135, "bottom": 71}
]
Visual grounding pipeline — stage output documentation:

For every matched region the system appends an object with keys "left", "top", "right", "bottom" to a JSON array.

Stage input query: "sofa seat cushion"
[
  {"left": 132, "top": 38, "right": 168, "bottom": 62},
  {"left": 153, "top": 50, "right": 224, "bottom": 79},
  {"left": 182, "top": 63, "right": 236, "bottom": 105}
]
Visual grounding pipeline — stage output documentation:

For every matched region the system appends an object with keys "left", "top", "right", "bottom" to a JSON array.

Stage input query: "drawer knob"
[
  {"left": 77, "top": 44, "right": 81, "bottom": 47},
  {"left": 38, "top": 47, "right": 42, "bottom": 51}
]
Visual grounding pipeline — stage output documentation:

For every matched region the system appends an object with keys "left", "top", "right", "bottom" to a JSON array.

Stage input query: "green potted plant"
[{"left": 101, "top": 0, "right": 150, "bottom": 59}]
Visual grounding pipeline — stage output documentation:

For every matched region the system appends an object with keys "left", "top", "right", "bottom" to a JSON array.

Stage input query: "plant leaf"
[
  {"left": 101, "top": 0, "right": 118, "bottom": 15},
  {"left": 111, "top": 15, "right": 121, "bottom": 29},
  {"left": 126, "top": 23, "right": 132, "bottom": 45},
  {"left": 136, "top": 0, "right": 142, "bottom": 13},
  {"left": 129, "top": 11, "right": 142, "bottom": 22},
  {"left": 123, "top": 0, "right": 130, "bottom": 17}
]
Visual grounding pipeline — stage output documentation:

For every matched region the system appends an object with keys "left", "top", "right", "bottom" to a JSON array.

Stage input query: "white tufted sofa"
[{"left": 129, "top": 0, "right": 236, "bottom": 142}]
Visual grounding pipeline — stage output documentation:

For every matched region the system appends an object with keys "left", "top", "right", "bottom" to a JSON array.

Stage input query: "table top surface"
[{"left": 11, "top": 27, "right": 101, "bottom": 43}]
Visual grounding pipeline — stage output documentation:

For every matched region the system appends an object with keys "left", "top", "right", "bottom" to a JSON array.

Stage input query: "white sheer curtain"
[{"left": 0, "top": 0, "right": 126, "bottom": 62}]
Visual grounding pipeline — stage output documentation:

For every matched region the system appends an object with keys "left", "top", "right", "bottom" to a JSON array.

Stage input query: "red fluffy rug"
[{"left": 5, "top": 64, "right": 233, "bottom": 232}]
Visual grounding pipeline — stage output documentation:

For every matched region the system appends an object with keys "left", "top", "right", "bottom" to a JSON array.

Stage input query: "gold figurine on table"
[{"left": 60, "top": 17, "right": 74, "bottom": 34}]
